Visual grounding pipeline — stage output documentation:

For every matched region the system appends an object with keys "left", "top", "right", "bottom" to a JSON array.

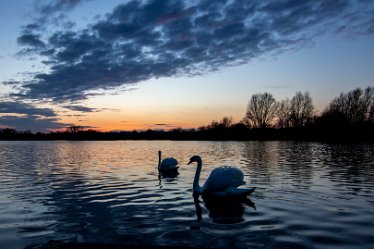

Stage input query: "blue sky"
[{"left": 0, "top": 0, "right": 373, "bottom": 132}]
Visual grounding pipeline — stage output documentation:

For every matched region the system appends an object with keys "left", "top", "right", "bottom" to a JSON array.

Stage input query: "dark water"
[{"left": 0, "top": 141, "right": 373, "bottom": 249}]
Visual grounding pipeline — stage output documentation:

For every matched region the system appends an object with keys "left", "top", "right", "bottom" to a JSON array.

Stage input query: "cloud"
[
  {"left": 0, "top": 101, "right": 57, "bottom": 116},
  {"left": 0, "top": 115, "right": 70, "bottom": 132},
  {"left": 62, "top": 105, "right": 99, "bottom": 112},
  {"left": 153, "top": 123, "right": 173, "bottom": 126},
  {"left": 17, "top": 33, "right": 46, "bottom": 48},
  {"left": 16, "top": 0, "right": 91, "bottom": 56},
  {"left": 9, "top": 0, "right": 374, "bottom": 102},
  {"left": 62, "top": 105, "right": 119, "bottom": 113},
  {"left": 147, "top": 123, "right": 179, "bottom": 129},
  {"left": 35, "top": 0, "right": 92, "bottom": 16},
  {"left": 261, "top": 84, "right": 291, "bottom": 89},
  {"left": 0, "top": 101, "right": 70, "bottom": 132}
]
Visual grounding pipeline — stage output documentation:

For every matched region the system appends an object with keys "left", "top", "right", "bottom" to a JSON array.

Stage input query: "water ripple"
[{"left": 0, "top": 141, "right": 374, "bottom": 249}]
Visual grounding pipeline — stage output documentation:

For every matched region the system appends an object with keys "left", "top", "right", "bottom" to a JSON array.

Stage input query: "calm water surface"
[{"left": 0, "top": 141, "right": 373, "bottom": 249}]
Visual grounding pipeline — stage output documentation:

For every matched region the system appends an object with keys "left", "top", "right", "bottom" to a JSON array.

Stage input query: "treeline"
[
  {"left": 244, "top": 87, "right": 374, "bottom": 129},
  {"left": 1, "top": 86, "right": 373, "bottom": 142}
]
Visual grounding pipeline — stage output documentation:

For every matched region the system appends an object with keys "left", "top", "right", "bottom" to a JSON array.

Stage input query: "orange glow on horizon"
[{"left": 57, "top": 104, "right": 246, "bottom": 132}]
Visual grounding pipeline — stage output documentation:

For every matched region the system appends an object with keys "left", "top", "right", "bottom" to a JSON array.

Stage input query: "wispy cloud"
[
  {"left": 62, "top": 104, "right": 99, "bottom": 112},
  {"left": 261, "top": 84, "right": 291, "bottom": 89},
  {"left": 35, "top": 0, "right": 92, "bottom": 16},
  {"left": 7, "top": 0, "right": 374, "bottom": 102},
  {"left": 147, "top": 123, "right": 179, "bottom": 129},
  {"left": 154, "top": 123, "right": 173, "bottom": 126}
]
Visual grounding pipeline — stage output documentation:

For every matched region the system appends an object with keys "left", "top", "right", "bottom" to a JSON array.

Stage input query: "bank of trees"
[
  {"left": 245, "top": 91, "right": 315, "bottom": 128},
  {"left": 322, "top": 87, "right": 374, "bottom": 124},
  {"left": 244, "top": 87, "right": 374, "bottom": 130},
  {"left": 197, "top": 86, "right": 374, "bottom": 141},
  {"left": 1, "top": 86, "right": 373, "bottom": 141}
]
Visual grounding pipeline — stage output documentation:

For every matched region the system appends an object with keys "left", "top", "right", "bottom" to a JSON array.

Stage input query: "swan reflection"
[
  {"left": 193, "top": 193, "right": 256, "bottom": 224},
  {"left": 158, "top": 172, "right": 178, "bottom": 189}
]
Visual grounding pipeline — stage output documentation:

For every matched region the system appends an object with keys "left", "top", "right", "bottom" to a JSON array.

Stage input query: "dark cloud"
[
  {"left": 62, "top": 105, "right": 119, "bottom": 112},
  {"left": 17, "top": 33, "right": 45, "bottom": 48},
  {"left": 16, "top": 0, "right": 91, "bottom": 55},
  {"left": 63, "top": 105, "right": 99, "bottom": 112},
  {"left": 148, "top": 123, "right": 179, "bottom": 129},
  {"left": 0, "top": 101, "right": 70, "bottom": 132},
  {"left": 0, "top": 101, "right": 57, "bottom": 116},
  {"left": 35, "top": 0, "right": 92, "bottom": 15},
  {"left": 9, "top": 0, "right": 374, "bottom": 102},
  {"left": 154, "top": 123, "right": 173, "bottom": 126},
  {"left": 0, "top": 115, "right": 70, "bottom": 132}
]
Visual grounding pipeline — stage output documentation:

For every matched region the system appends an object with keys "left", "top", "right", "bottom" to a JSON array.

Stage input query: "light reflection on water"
[{"left": 0, "top": 141, "right": 373, "bottom": 249}]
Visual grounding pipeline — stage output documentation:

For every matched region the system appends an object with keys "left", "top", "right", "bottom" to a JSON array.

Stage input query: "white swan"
[
  {"left": 158, "top": 150, "right": 179, "bottom": 173},
  {"left": 188, "top": 155, "right": 255, "bottom": 197}
]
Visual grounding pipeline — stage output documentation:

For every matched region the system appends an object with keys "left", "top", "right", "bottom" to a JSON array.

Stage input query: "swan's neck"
[
  {"left": 158, "top": 151, "right": 161, "bottom": 170},
  {"left": 193, "top": 159, "right": 203, "bottom": 194}
]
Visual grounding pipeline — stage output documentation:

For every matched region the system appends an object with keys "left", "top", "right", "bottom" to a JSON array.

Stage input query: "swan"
[
  {"left": 158, "top": 150, "right": 179, "bottom": 173},
  {"left": 188, "top": 155, "right": 255, "bottom": 197}
]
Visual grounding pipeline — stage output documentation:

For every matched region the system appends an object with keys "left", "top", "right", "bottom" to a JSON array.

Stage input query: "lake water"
[{"left": 0, "top": 140, "right": 373, "bottom": 249}]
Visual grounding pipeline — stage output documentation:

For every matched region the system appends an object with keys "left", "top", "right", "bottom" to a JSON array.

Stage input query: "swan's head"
[{"left": 188, "top": 155, "right": 202, "bottom": 165}]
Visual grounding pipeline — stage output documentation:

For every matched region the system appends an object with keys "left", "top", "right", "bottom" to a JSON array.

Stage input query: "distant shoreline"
[{"left": 1, "top": 126, "right": 374, "bottom": 143}]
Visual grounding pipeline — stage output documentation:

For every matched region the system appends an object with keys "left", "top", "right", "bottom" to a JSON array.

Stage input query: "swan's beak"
[{"left": 187, "top": 160, "right": 193, "bottom": 165}]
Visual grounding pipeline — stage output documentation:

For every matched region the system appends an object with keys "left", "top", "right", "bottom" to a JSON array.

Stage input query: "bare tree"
[
  {"left": 245, "top": 92, "right": 278, "bottom": 128},
  {"left": 208, "top": 116, "right": 234, "bottom": 129},
  {"left": 289, "top": 92, "right": 314, "bottom": 127},
  {"left": 362, "top": 87, "right": 374, "bottom": 122},
  {"left": 347, "top": 88, "right": 363, "bottom": 123},
  {"left": 276, "top": 98, "right": 291, "bottom": 128},
  {"left": 325, "top": 87, "right": 374, "bottom": 123},
  {"left": 220, "top": 116, "right": 234, "bottom": 128},
  {"left": 66, "top": 126, "right": 83, "bottom": 133}
]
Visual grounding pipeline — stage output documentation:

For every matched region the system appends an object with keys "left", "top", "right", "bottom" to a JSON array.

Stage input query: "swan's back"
[
  {"left": 160, "top": 157, "right": 178, "bottom": 171},
  {"left": 203, "top": 166, "right": 245, "bottom": 193}
]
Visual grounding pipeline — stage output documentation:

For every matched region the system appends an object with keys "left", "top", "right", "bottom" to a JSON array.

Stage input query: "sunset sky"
[{"left": 0, "top": 0, "right": 373, "bottom": 132}]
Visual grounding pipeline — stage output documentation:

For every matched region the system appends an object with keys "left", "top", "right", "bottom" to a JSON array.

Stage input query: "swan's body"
[
  {"left": 158, "top": 151, "right": 179, "bottom": 173},
  {"left": 188, "top": 155, "right": 255, "bottom": 197}
]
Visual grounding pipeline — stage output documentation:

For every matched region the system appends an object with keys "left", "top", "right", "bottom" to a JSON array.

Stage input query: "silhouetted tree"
[
  {"left": 362, "top": 87, "right": 374, "bottom": 122},
  {"left": 66, "top": 126, "right": 83, "bottom": 133},
  {"left": 220, "top": 116, "right": 234, "bottom": 128},
  {"left": 207, "top": 116, "right": 234, "bottom": 129},
  {"left": 0, "top": 128, "right": 16, "bottom": 134},
  {"left": 245, "top": 93, "right": 278, "bottom": 128},
  {"left": 276, "top": 98, "right": 291, "bottom": 128},
  {"left": 323, "top": 87, "right": 374, "bottom": 124},
  {"left": 289, "top": 91, "right": 315, "bottom": 127}
]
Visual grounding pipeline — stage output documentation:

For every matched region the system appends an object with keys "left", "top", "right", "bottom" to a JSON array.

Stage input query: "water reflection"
[
  {"left": 193, "top": 193, "right": 256, "bottom": 224},
  {"left": 1, "top": 141, "right": 374, "bottom": 249},
  {"left": 158, "top": 170, "right": 179, "bottom": 178},
  {"left": 278, "top": 142, "right": 315, "bottom": 189},
  {"left": 321, "top": 143, "right": 374, "bottom": 184},
  {"left": 158, "top": 172, "right": 179, "bottom": 189},
  {"left": 241, "top": 141, "right": 280, "bottom": 185}
]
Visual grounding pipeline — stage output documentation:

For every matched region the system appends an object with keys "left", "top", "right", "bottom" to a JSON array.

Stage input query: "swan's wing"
[
  {"left": 205, "top": 187, "right": 256, "bottom": 197},
  {"left": 203, "top": 166, "right": 245, "bottom": 192},
  {"left": 160, "top": 157, "right": 178, "bottom": 170},
  {"left": 224, "top": 187, "right": 256, "bottom": 197}
]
